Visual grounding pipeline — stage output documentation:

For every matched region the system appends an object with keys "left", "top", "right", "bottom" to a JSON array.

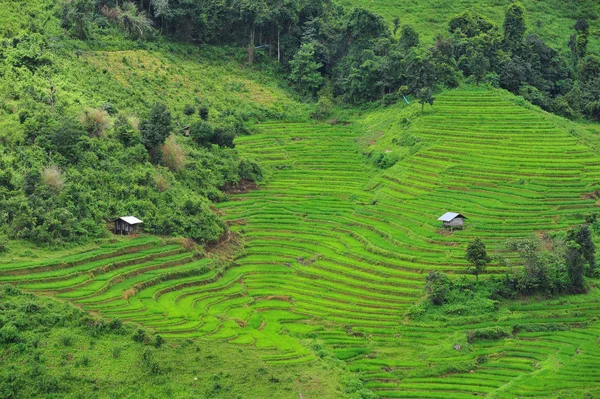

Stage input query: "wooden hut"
[
  {"left": 114, "top": 216, "right": 143, "bottom": 235},
  {"left": 437, "top": 212, "right": 466, "bottom": 230}
]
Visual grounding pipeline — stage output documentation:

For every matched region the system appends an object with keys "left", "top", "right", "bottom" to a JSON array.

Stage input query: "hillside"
[
  {"left": 4, "top": 88, "right": 600, "bottom": 398},
  {"left": 2, "top": 0, "right": 600, "bottom": 397},
  {"left": 0, "top": 284, "right": 342, "bottom": 398},
  {"left": 341, "top": 0, "right": 600, "bottom": 53},
  {"left": 0, "top": 0, "right": 310, "bottom": 246}
]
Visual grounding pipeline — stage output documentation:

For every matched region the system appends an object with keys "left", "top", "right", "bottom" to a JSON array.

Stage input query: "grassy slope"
[
  {"left": 5, "top": 87, "right": 600, "bottom": 397},
  {"left": 0, "top": 285, "right": 342, "bottom": 399},
  {"left": 0, "top": 0, "right": 309, "bottom": 146},
  {"left": 340, "top": 0, "right": 600, "bottom": 53}
]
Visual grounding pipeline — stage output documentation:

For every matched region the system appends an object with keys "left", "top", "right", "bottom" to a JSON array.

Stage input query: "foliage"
[
  {"left": 417, "top": 87, "right": 435, "bottom": 112},
  {"left": 425, "top": 271, "right": 451, "bottom": 305},
  {"left": 465, "top": 238, "right": 491, "bottom": 282},
  {"left": 140, "top": 102, "right": 172, "bottom": 163},
  {"left": 503, "top": 2, "right": 526, "bottom": 53},
  {"left": 289, "top": 42, "right": 324, "bottom": 97},
  {"left": 0, "top": 285, "right": 342, "bottom": 398}
]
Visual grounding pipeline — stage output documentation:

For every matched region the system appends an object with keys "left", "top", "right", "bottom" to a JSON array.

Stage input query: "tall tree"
[
  {"left": 61, "top": 0, "right": 94, "bottom": 39},
  {"left": 466, "top": 238, "right": 491, "bottom": 282},
  {"left": 467, "top": 50, "right": 490, "bottom": 85},
  {"left": 567, "top": 224, "right": 596, "bottom": 276},
  {"left": 574, "top": 18, "right": 590, "bottom": 59},
  {"left": 417, "top": 87, "right": 434, "bottom": 113},
  {"left": 503, "top": 2, "right": 526, "bottom": 53},
  {"left": 289, "top": 42, "right": 323, "bottom": 97},
  {"left": 140, "top": 103, "right": 172, "bottom": 163},
  {"left": 565, "top": 240, "right": 586, "bottom": 293},
  {"left": 399, "top": 25, "right": 420, "bottom": 50}
]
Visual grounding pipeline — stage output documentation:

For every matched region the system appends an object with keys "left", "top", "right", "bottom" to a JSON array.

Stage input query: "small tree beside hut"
[{"left": 466, "top": 238, "right": 491, "bottom": 283}]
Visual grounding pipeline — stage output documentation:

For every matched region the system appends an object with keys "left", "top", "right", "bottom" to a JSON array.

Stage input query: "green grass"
[
  {"left": 3, "top": 87, "right": 600, "bottom": 397},
  {"left": 0, "top": 285, "right": 343, "bottom": 399},
  {"left": 339, "top": 0, "right": 600, "bottom": 53}
]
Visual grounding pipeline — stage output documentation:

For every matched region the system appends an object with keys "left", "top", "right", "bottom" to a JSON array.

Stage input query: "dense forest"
[{"left": 78, "top": 0, "right": 600, "bottom": 117}]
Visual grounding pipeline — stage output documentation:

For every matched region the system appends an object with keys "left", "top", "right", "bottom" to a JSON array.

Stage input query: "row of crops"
[{"left": 3, "top": 89, "right": 600, "bottom": 397}]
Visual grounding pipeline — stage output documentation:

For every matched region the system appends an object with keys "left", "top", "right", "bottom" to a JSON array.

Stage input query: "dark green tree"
[
  {"left": 140, "top": 103, "right": 172, "bottom": 162},
  {"left": 61, "top": 0, "right": 93, "bottom": 39},
  {"left": 417, "top": 87, "right": 435, "bottom": 113},
  {"left": 567, "top": 224, "right": 596, "bottom": 276},
  {"left": 503, "top": 2, "right": 526, "bottom": 53},
  {"left": 565, "top": 240, "right": 586, "bottom": 293},
  {"left": 466, "top": 238, "right": 491, "bottom": 282},
  {"left": 399, "top": 25, "right": 419, "bottom": 50},
  {"left": 467, "top": 50, "right": 490, "bottom": 86},
  {"left": 574, "top": 18, "right": 589, "bottom": 59},
  {"left": 392, "top": 17, "right": 401, "bottom": 37},
  {"left": 289, "top": 42, "right": 324, "bottom": 97},
  {"left": 189, "top": 120, "right": 214, "bottom": 147}
]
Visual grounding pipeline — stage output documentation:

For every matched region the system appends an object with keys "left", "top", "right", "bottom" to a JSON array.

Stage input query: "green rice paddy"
[{"left": 4, "top": 88, "right": 600, "bottom": 397}]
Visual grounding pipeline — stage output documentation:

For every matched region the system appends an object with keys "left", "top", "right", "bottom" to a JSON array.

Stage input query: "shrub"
[
  {"left": 154, "top": 335, "right": 165, "bottom": 348},
  {"left": 154, "top": 173, "right": 170, "bottom": 192},
  {"left": 108, "top": 318, "right": 122, "bottom": 331},
  {"left": 160, "top": 135, "right": 185, "bottom": 172},
  {"left": 114, "top": 115, "right": 139, "bottom": 146},
  {"left": 314, "top": 94, "right": 333, "bottom": 119},
  {"left": 183, "top": 104, "right": 195, "bottom": 116},
  {"left": 112, "top": 347, "right": 122, "bottom": 359},
  {"left": 198, "top": 105, "right": 209, "bottom": 121},
  {"left": 41, "top": 166, "right": 64, "bottom": 193},
  {"left": 425, "top": 271, "right": 451, "bottom": 305},
  {"left": 132, "top": 328, "right": 147, "bottom": 343},
  {"left": 80, "top": 108, "right": 110, "bottom": 138},
  {"left": 466, "top": 327, "right": 511, "bottom": 343},
  {"left": 60, "top": 334, "right": 74, "bottom": 347},
  {"left": 0, "top": 323, "right": 21, "bottom": 344},
  {"left": 141, "top": 348, "right": 161, "bottom": 375}
]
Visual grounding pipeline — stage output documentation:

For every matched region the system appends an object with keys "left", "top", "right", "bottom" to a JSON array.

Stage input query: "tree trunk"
[
  {"left": 248, "top": 28, "right": 255, "bottom": 66},
  {"left": 277, "top": 29, "right": 281, "bottom": 63}
]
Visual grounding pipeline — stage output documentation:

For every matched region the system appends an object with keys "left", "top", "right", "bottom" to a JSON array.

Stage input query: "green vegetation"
[
  {"left": 2, "top": 0, "right": 600, "bottom": 397},
  {"left": 0, "top": 284, "right": 343, "bottom": 398},
  {"left": 340, "top": 0, "right": 599, "bottom": 53}
]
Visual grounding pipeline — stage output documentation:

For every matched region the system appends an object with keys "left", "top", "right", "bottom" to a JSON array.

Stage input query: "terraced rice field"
[{"left": 4, "top": 89, "right": 600, "bottom": 397}]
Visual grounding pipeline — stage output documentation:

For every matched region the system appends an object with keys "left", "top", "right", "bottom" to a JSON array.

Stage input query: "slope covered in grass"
[
  {"left": 5, "top": 87, "right": 600, "bottom": 397},
  {"left": 0, "top": 284, "right": 343, "bottom": 399},
  {"left": 340, "top": 0, "right": 600, "bottom": 53}
]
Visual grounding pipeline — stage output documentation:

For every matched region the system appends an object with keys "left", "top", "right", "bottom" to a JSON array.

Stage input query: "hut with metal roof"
[
  {"left": 437, "top": 212, "right": 466, "bottom": 230},
  {"left": 114, "top": 216, "right": 143, "bottom": 235}
]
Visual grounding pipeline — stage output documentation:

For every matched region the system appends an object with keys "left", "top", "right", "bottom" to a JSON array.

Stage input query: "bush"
[
  {"left": 466, "top": 327, "right": 511, "bottom": 343},
  {"left": 132, "top": 328, "right": 147, "bottom": 343},
  {"left": 154, "top": 173, "right": 170, "bottom": 192},
  {"left": 183, "top": 104, "right": 195, "bottom": 116},
  {"left": 60, "top": 334, "right": 74, "bottom": 347},
  {"left": 80, "top": 108, "right": 110, "bottom": 138},
  {"left": 0, "top": 323, "right": 21, "bottom": 344},
  {"left": 425, "top": 271, "right": 451, "bottom": 305},
  {"left": 141, "top": 348, "right": 161, "bottom": 375},
  {"left": 161, "top": 135, "right": 186, "bottom": 172},
  {"left": 41, "top": 166, "right": 64, "bottom": 193},
  {"left": 154, "top": 335, "right": 165, "bottom": 348}
]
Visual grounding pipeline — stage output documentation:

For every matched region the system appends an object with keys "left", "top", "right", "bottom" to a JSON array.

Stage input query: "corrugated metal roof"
[
  {"left": 437, "top": 212, "right": 465, "bottom": 222},
  {"left": 117, "top": 216, "right": 143, "bottom": 225}
]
